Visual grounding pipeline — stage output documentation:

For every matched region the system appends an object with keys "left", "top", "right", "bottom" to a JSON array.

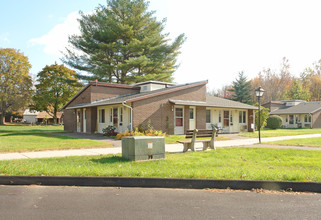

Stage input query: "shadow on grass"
[
  {"left": 90, "top": 155, "right": 130, "bottom": 164},
  {"left": 0, "top": 132, "right": 80, "bottom": 140},
  {"left": 0, "top": 129, "right": 64, "bottom": 133}
]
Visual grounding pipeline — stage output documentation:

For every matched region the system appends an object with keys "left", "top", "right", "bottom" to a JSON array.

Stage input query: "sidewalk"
[{"left": 1, "top": 133, "right": 321, "bottom": 161}]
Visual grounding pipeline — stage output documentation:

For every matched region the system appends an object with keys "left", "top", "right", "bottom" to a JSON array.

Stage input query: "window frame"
[
  {"left": 99, "top": 109, "right": 105, "bottom": 123},
  {"left": 239, "top": 111, "right": 246, "bottom": 124},
  {"left": 206, "top": 109, "right": 211, "bottom": 123},
  {"left": 189, "top": 108, "right": 194, "bottom": 120}
]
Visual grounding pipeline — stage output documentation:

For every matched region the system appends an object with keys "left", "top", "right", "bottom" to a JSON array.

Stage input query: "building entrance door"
[
  {"left": 76, "top": 110, "right": 81, "bottom": 132},
  {"left": 223, "top": 110, "right": 230, "bottom": 133},
  {"left": 174, "top": 107, "right": 184, "bottom": 134},
  {"left": 83, "top": 109, "right": 86, "bottom": 133}
]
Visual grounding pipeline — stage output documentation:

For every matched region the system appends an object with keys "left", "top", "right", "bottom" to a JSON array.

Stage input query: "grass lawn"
[
  {"left": 165, "top": 135, "right": 230, "bottom": 144},
  {"left": 1, "top": 147, "right": 321, "bottom": 182},
  {"left": 266, "top": 137, "right": 321, "bottom": 147},
  {"left": 239, "top": 128, "right": 321, "bottom": 138},
  {"left": 0, "top": 125, "right": 112, "bottom": 152}
]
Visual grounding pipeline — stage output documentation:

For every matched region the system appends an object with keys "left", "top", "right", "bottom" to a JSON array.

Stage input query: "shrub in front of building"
[{"left": 266, "top": 115, "right": 283, "bottom": 129}]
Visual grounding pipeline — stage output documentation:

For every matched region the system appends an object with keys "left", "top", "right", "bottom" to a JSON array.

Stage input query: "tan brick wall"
[
  {"left": 91, "top": 86, "right": 139, "bottom": 102},
  {"left": 196, "top": 106, "right": 206, "bottom": 129},
  {"left": 68, "top": 86, "right": 92, "bottom": 108},
  {"left": 64, "top": 84, "right": 138, "bottom": 133},
  {"left": 312, "top": 110, "right": 321, "bottom": 128},
  {"left": 132, "top": 84, "right": 206, "bottom": 134},
  {"left": 86, "top": 107, "right": 97, "bottom": 133},
  {"left": 184, "top": 106, "right": 190, "bottom": 131},
  {"left": 63, "top": 109, "right": 76, "bottom": 132}
]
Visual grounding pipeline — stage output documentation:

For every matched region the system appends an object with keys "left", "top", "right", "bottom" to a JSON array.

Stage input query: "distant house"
[
  {"left": 62, "top": 80, "right": 257, "bottom": 135},
  {"left": 23, "top": 109, "right": 39, "bottom": 123},
  {"left": 262, "top": 100, "right": 321, "bottom": 128},
  {"left": 36, "top": 112, "right": 63, "bottom": 125}
]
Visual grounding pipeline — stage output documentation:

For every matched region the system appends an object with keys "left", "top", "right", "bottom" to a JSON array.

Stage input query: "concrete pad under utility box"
[{"left": 122, "top": 136, "right": 165, "bottom": 161}]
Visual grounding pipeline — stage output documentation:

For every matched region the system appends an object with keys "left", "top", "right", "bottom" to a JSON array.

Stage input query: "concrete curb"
[{"left": 0, "top": 176, "right": 320, "bottom": 193}]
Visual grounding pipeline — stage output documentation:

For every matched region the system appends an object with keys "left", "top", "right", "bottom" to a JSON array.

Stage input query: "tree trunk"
[
  {"left": 0, "top": 112, "right": 4, "bottom": 125},
  {"left": 53, "top": 109, "right": 58, "bottom": 125}
]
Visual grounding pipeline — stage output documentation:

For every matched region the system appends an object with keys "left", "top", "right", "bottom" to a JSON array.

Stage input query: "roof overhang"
[{"left": 169, "top": 99, "right": 258, "bottom": 110}]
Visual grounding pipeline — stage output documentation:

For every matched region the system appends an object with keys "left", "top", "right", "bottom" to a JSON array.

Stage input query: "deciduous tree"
[
  {"left": 33, "top": 64, "right": 82, "bottom": 124},
  {"left": 63, "top": 0, "right": 185, "bottom": 84},
  {"left": 251, "top": 57, "right": 293, "bottom": 103},
  {"left": 0, "top": 48, "right": 33, "bottom": 124},
  {"left": 255, "top": 105, "right": 269, "bottom": 130},
  {"left": 300, "top": 60, "right": 321, "bottom": 101}
]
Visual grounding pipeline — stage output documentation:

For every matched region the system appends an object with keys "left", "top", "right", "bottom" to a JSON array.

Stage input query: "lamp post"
[{"left": 255, "top": 86, "right": 265, "bottom": 144}]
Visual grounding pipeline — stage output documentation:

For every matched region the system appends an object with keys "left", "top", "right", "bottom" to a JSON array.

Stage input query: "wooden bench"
[{"left": 177, "top": 128, "right": 218, "bottom": 152}]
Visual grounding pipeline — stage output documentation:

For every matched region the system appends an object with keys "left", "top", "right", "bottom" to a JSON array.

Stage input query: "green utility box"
[{"left": 122, "top": 136, "right": 165, "bottom": 161}]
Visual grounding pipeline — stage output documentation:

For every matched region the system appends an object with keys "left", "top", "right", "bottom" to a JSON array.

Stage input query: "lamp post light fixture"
[{"left": 255, "top": 86, "right": 265, "bottom": 144}]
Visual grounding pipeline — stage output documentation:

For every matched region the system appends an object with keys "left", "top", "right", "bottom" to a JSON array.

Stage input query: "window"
[
  {"left": 223, "top": 111, "right": 229, "bottom": 127},
  {"left": 206, "top": 109, "right": 211, "bottom": 123},
  {"left": 120, "top": 108, "right": 123, "bottom": 124},
  {"left": 239, "top": 111, "right": 246, "bottom": 123},
  {"left": 113, "top": 107, "right": 118, "bottom": 126},
  {"left": 110, "top": 108, "right": 113, "bottom": 122},
  {"left": 304, "top": 114, "right": 311, "bottom": 122},
  {"left": 230, "top": 112, "right": 233, "bottom": 123},
  {"left": 77, "top": 110, "right": 81, "bottom": 123},
  {"left": 99, "top": 109, "right": 105, "bottom": 123},
  {"left": 175, "top": 108, "right": 183, "bottom": 126},
  {"left": 189, "top": 108, "right": 194, "bottom": 120},
  {"left": 289, "top": 115, "right": 294, "bottom": 124},
  {"left": 219, "top": 111, "right": 221, "bottom": 123}
]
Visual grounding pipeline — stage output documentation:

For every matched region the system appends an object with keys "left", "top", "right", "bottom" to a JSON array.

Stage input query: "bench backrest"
[{"left": 185, "top": 129, "right": 215, "bottom": 139}]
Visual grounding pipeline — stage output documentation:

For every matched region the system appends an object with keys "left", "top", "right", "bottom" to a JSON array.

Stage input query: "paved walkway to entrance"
[{"left": 1, "top": 133, "right": 321, "bottom": 161}]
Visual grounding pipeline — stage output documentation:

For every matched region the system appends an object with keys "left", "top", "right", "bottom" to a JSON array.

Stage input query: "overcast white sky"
[{"left": 2, "top": 0, "right": 321, "bottom": 90}]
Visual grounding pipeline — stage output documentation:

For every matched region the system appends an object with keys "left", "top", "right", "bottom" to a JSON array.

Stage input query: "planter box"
[{"left": 122, "top": 136, "right": 165, "bottom": 161}]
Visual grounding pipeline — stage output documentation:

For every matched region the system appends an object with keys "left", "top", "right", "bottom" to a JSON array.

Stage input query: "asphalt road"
[{"left": 1, "top": 186, "right": 321, "bottom": 220}]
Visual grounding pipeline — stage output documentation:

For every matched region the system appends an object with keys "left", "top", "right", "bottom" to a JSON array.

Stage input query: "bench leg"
[
  {"left": 183, "top": 143, "right": 190, "bottom": 152},
  {"left": 183, "top": 143, "right": 195, "bottom": 152},
  {"left": 202, "top": 142, "right": 215, "bottom": 151}
]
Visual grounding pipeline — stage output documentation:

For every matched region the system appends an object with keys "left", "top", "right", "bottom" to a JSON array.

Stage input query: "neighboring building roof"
[
  {"left": 169, "top": 96, "right": 257, "bottom": 110},
  {"left": 270, "top": 101, "right": 321, "bottom": 115},
  {"left": 66, "top": 80, "right": 208, "bottom": 109},
  {"left": 23, "top": 109, "right": 39, "bottom": 116},
  {"left": 132, "top": 81, "right": 176, "bottom": 86},
  {"left": 36, "top": 112, "right": 63, "bottom": 119}
]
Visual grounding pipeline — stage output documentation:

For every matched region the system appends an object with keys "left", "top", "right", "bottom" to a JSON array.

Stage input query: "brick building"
[
  {"left": 263, "top": 100, "right": 321, "bottom": 128},
  {"left": 62, "top": 80, "right": 257, "bottom": 134}
]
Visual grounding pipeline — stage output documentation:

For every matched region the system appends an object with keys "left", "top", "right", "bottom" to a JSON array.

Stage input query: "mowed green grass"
[
  {"left": 267, "top": 137, "right": 321, "bottom": 147},
  {"left": 0, "top": 125, "right": 111, "bottom": 152},
  {"left": 239, "top": 128, "right": 321, "bottom": 138},
  {"left": 1, "top": 147, "right": 321, "bottom": 182}
]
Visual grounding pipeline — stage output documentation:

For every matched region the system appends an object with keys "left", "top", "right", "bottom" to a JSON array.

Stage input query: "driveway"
[{"left": 1, "top": 186, "right": 320, "bottom": 220}]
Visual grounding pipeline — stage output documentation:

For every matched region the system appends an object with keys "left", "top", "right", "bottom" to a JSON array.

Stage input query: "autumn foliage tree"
[
  {"left": 0, "top": 48, "right": 33, "bottom": 124},
  {"left": 33, "top": 64, "right": 82, "bottom": 124},
  {"left": 251, "top": 57, "right": 293, "bottom": 103},
  {"left": 301, "top": 60, "right": 321, "bottom": 101},
  {"left": 63, "top": 0, "right": 185, "bottom": 84}
]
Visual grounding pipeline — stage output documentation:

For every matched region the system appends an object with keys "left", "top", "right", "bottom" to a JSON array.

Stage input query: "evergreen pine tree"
[
  {"left": 63, "top": 0, "right": 185, "bottom": 84},
  {"left": 229, "top": 72, "right": 253, "bottom": 104},
  {"left": 284, "top": 79, "right": 310, "bottom": 101}
]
